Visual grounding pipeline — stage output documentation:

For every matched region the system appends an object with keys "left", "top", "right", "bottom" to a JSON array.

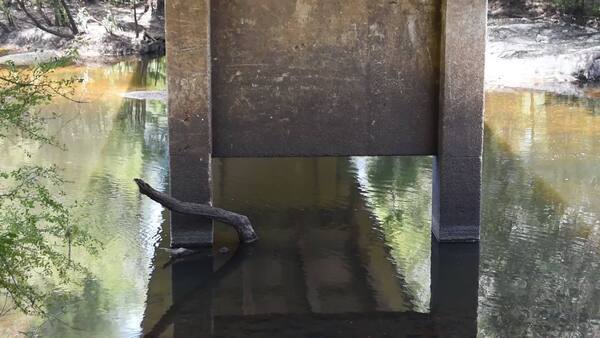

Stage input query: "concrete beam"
[
  {"left": 432, "top": 0, "right": 487, "bottom": 241},
  {"left": 165, "top": 0, "right": 213, "bottom": 247},
  {"left": 210, "top": 0, "right": 439, "bottom": 158}
]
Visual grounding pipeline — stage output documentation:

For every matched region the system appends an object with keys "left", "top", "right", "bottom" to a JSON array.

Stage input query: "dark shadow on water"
[{"left": 143, "top": 240, "right": 479, "bottom": 338}]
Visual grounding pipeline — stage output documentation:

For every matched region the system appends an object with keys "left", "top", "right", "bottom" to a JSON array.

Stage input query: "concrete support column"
[
  {"left": 433, "top": 0, "right": 486, "bottom": 241},
  {"left": 166, "top": 0, "right": 213, "bottom": 247}
]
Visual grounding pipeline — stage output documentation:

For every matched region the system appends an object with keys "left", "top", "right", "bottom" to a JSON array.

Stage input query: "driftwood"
[{"left": 134, "top": 179, "right": 258, "bottom": 244}]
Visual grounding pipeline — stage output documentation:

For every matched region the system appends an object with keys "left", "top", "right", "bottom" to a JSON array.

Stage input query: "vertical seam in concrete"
[{"left": 207, "top": 0, "right": 213, "bottom": 205}]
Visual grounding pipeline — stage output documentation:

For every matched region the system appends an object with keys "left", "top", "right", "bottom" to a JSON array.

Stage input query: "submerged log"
[{"left": 134, "top": 178, "right": 258, "bottom": 244}]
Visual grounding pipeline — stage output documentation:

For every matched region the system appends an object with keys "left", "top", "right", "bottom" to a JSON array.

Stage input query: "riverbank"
[
  {"left": 486, "top": 17, "right": 600, "bottom": 96},
  {"left": 0, "top": 2, "right": 164, "bottom": 66}
]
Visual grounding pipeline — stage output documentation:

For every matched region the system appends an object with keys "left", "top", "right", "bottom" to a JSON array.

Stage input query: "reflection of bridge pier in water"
[
  {"left": 430, "top": 241, "right": 479, "bottom": 335},
  {"left": 142, "top": 158, "right": 480, "bottom": 337},
  {"left": 142, "top": 241, "right": 479, "bottom": 337}
]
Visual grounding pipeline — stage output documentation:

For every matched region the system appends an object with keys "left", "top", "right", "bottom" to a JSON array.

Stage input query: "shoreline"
[{"left": 0, "top": 49, "right": 164, "bottom": 68}]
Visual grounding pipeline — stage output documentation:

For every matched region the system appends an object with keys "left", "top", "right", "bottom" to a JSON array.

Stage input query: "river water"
[{"left": 0, "top": 57, "right": 598, "bottom": 337}]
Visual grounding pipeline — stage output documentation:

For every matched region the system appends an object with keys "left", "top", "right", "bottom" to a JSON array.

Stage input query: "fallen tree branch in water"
[{"left": 134, "top": 178, "right": 258, "bottom": 244}]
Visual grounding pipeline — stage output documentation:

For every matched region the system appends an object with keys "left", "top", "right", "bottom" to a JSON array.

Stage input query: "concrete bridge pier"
[
  {"left": 165, "top": 0, "right": 213, "bottom": 247},
  {"left": 165, "top": 0, "right": 486, "bottom": 247},
  {"left": 433, "top": 0, "right": 486, "bottom": 242}
]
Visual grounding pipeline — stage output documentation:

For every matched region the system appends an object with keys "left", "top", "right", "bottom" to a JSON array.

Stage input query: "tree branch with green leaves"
[{"left": 0, "top": 55, "right": 99, "bottom": 318}]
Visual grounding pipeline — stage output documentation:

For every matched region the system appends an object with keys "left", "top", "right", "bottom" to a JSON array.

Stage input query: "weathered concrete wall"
[{"left": 211, "top": 0, "right": 440, "bottom": 157}]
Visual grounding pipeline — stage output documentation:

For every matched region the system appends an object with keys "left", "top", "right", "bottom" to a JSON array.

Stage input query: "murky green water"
[{"left": 0, "top": 58, "right": 598, "bottom": 337}]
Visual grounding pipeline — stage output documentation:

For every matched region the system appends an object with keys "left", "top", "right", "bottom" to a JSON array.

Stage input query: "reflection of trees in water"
[
  {"left": 20, "top": 58, "right": 170, "bottom": 336},
  {"left": 142, "top": 101, "right": 168, "bottom": 156},
  {"left": 119, "top": 98, "right": 147, "bottom": 129},
  {"left": 547, "top": 92, "right": 600, "bottom": 116},
  {"left": 353, "top": 156, "right": 432, "bottom": 312},
  {"left": 0, "top": 56, "right": 169, "bottom": 336},
  {"left": 128, "top": 57, "right": 167, "bottom": 89},
  {"left": 106, "top": 57, "right": 166, "bottom": 90},
  {"left": 117, "top": 98, "right": 168, "bottom": 155},
  {"left": 40, "top": 95, "right": 170, "bottom": 336},
  {"left": 357, "top": 139, "right": 600, "bottom": 337},
  {"left": 116, "top": 57, "right": 168, "bottom": 153},
  {"left": 479, "top": 129, "right": 600, "bottom": 337},
  {"left": 83, "top": 94, "right": 168, "bottom": 237},
  {"left": 363, "top": 157, "right": 429, "bottom": 223},
  {"left": 486, "top": 90, "right": 600, "bottom": 222},
  {"left": 27, "top": 95, "right": 170, "bottom": 336},
  {"left": 111, "top": 55, "right": 168, "bottom": 155},
  {"left": 34, "top": 277, "right": 116, "bottom": 337}
]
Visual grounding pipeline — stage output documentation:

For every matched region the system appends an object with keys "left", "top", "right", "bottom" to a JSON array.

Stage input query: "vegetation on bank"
[{"left": 552, "top": 0, "right": 600, "bottom": 16}]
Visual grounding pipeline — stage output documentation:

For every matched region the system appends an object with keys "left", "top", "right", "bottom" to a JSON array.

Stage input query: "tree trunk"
[
  {"left": 3, "top": 8, "right": 16, "bottom": 28},
  {"left": 17, "top": 0, "right": 74, "bottom": 39},
  {"left": 36, "top": 1, "right": 53, "bottom": 27},
  {"left": 133, "top": 0, "right": 139, "bottom": 38},
  {"left": 134, "top": 179, "right": 258, "bottom": 244},
  {"left": 0, "top": 20, "right": 9, "bottom": 33},
  {"left": 155, "top": 0, "right": 164, "bottom": 16},
  {"left": 58, "top": 0, "right": 78, "bottom": 35},
  {"left": 52, "top": 0, "right": 64, "bottom": 26}
]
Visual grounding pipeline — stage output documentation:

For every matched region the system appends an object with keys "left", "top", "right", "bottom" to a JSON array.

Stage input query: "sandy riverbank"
[{"left": 486, "top": 17, "right": 600, "bottom": 96}]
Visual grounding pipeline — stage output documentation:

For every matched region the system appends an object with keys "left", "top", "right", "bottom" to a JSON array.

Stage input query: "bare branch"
[{"left": 134, "top": 179, "right": 258, "bottom": 244}]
